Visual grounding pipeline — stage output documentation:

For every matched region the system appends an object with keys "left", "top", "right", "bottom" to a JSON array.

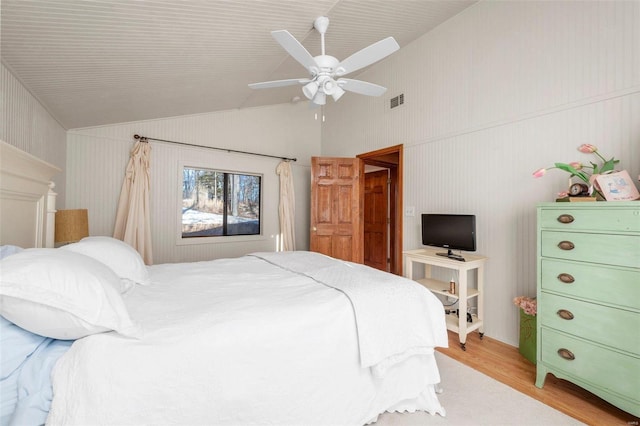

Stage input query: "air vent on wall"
[{"left": 390, "top": 93, "right": 404, "bottom": 109}]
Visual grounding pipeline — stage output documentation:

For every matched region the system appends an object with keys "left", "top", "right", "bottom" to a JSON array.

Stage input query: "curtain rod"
[{"left": 133, "top": 134, "right": 296, "bottom": 162}]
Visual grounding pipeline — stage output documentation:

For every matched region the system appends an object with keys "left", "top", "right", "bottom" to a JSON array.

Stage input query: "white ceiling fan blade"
[
  {"left": 335, "top": 37, "right": 400, "bottom": 76},
  {"left": 337, "top": 79, "right": 388, "bottom": 96},
  {"left": 248, "top": 78, "right": 310, "bottom": 90},
  {"left": 271, "top": 30, "right": 318, "bottom": 72}
]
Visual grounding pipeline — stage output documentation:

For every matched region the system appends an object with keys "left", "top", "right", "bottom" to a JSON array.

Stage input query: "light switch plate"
[{"left": 405, "top": 206, "right": 415, "bottom": 217}]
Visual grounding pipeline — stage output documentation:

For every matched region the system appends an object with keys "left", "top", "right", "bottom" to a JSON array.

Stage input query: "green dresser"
[{"left": 536, "top": 202, "right": 640, "bottom": 417}]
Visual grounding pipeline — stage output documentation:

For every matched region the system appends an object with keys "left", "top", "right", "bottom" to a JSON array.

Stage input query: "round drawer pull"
[
  {"left": 558, "top": 241, "right": 575, "bottom": 250},
  {"left": 557, "top": 273, "right": 575, "bottom": 284},
  {"left": 557, "top": 309, "right": 574, "bottom": 320},
  {"left": 557, "top": 214, "right": 575, "bottom": 224},
  {"left": 557, "top": 348, "right": 575, "bottom": 360}
]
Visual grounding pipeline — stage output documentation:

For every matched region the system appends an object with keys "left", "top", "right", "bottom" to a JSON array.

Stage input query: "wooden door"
[
  {"left": 364, "top": 170, "right": 389, "bottom": 271},
  {"left": 310, "top": 157, "right": 363, "bottom": 263}
]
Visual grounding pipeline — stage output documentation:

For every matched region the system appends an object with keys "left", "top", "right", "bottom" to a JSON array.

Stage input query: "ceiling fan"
[{"left": 248, "top": 16, "right": 400, "bottom": 106}]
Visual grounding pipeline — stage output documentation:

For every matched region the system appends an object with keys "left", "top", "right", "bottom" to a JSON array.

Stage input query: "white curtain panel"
[
  {"left": 113, "top": 141, "right": 153, "bottom": 264},
  {"left": 276, "top": 161, "right": 295, "bottom": 251}
]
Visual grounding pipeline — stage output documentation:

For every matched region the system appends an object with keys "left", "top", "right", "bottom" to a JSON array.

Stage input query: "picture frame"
[{"left": 594, "top": 170, "right": 640, "bottom": 201}]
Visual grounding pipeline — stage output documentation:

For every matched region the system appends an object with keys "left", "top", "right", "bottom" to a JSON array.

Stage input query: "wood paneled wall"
[
  {"left": 66, "top": 103, "right": 321, "bottom": 264},
  {"left": 1, "top": 63, "right": 67, "bottom": 205},
  {"left": 320, "top": 0, "right": 640, "bottom": 345}
]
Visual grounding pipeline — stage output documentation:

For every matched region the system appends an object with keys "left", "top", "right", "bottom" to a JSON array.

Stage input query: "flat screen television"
[{"left": 421, "top": 214, "right": 476, "bottom": 261}]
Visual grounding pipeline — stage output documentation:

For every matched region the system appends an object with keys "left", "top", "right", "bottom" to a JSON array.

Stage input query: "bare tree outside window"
[{"left": 182, "top": 167, "right": 261, "bottom": 237}]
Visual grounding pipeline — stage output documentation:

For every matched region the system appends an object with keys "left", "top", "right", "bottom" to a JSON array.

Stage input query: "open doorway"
[{"left": 357, "top": 145, "right": 403, "bottom": 276}]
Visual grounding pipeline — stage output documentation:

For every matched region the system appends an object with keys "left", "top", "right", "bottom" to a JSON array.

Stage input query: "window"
[{"left": 182, "top": 167, "right": 261, "bottom": 238}]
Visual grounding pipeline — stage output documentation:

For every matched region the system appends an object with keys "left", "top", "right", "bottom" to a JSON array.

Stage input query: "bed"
[{"left": 0, "top": 141, "right": 449, "bottom": 425}]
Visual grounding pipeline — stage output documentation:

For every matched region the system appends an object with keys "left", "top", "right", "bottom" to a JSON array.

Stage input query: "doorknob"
[{"left": 312, "top": 227, "right": 317, "bottom": 232}]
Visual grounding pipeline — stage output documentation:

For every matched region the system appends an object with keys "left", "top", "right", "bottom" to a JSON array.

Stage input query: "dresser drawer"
[
  {"left": 540, "top": 231, "right": 640, "bottom": 268},
  {"left": 540, "top": 259, "right": 640, "bottom": 310},
  {"left": 539, "top": 207, "right": 640, "bottom": 232},
  {"left": 539, "top": 292, "right": 640, "bottom": 355},
  {"left": 541, "top": 328, "right": 640, "bottom": 402}
]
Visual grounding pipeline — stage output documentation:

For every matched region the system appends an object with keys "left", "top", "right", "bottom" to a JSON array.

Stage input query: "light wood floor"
[{"left": 436, "top": 331, "right": 639, "bottom": 426}]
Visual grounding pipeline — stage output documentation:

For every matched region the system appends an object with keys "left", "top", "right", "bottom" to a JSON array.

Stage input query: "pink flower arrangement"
[
  {"left": 532, "top": 144, "right": 619, "bottom": 199},
  {"left": 513, "top": 296, "right": 537, "bottom": 316}
]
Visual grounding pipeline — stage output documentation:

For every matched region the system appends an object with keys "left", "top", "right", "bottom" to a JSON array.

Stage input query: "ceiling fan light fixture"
[
  {"left": 331, "top": 86, "right": 345, "bottom": 102},
  {"left": 302, "top": 81, "right": 318, "bottom": 100},
  {"left": 313, "top": 91, "right": 326, "bottom": 105},
  {"left": 249, "top": 16, "right": 399, "bottom": 105},
  {"left": 321, "top": 77, "right": 337, "bottom": 95}
]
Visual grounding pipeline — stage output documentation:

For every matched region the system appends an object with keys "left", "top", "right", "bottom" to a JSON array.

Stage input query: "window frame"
[{"left": 176, "top": 162, "right": 264, "bottom": 246}]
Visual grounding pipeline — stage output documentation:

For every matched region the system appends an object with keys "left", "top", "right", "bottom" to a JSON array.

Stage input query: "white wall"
[
  {"left": 6, "top": 0, "right": 639, "bottom": 347},
  {"left": 1, "top": 63, "right": 67, "bottom": 205},
  {"left": 321, "top": 0, "right": 640, "bottom": 345},
  {"left": 66, "top": 103, "right": 320, "bottom": 264}
]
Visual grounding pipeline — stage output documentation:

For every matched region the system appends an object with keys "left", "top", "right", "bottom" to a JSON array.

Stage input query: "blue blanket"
[{"left": 0, "top": 316, "right": 72, "bottom": 426}]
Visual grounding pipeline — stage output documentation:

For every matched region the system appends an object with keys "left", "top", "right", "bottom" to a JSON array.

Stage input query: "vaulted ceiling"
[{"left": 1, "top": 0, "right": 476, "bottom": 129}]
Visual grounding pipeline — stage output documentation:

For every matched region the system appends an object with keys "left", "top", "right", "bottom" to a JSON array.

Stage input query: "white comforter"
[
  {"left": 251, "top": 251, "right": 448, "bottom": 374},
  {"left": 48, "top": 252, "right": 447, "bottom": 425}
]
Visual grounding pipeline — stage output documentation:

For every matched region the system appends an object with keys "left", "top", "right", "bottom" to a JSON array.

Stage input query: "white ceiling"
[{"left": 1, "top": 0, "right": 476, "bottom": 129}]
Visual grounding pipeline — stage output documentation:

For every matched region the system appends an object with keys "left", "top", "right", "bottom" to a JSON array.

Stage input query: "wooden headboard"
[{"left": 0, "top": 141, "right": 61, "bottom": 248}]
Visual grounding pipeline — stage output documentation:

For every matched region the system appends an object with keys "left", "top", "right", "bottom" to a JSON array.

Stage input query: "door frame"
[{"left": 357, "top": 144, "right": 403, "bottom": 275}]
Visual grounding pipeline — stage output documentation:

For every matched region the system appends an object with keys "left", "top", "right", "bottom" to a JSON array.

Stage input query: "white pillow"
[
  {"left": 61, "top": 236, "right": 150, "bottom": 285},
  {"left": 0, "top": 249, "right": 140, "bottom": 340}
]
